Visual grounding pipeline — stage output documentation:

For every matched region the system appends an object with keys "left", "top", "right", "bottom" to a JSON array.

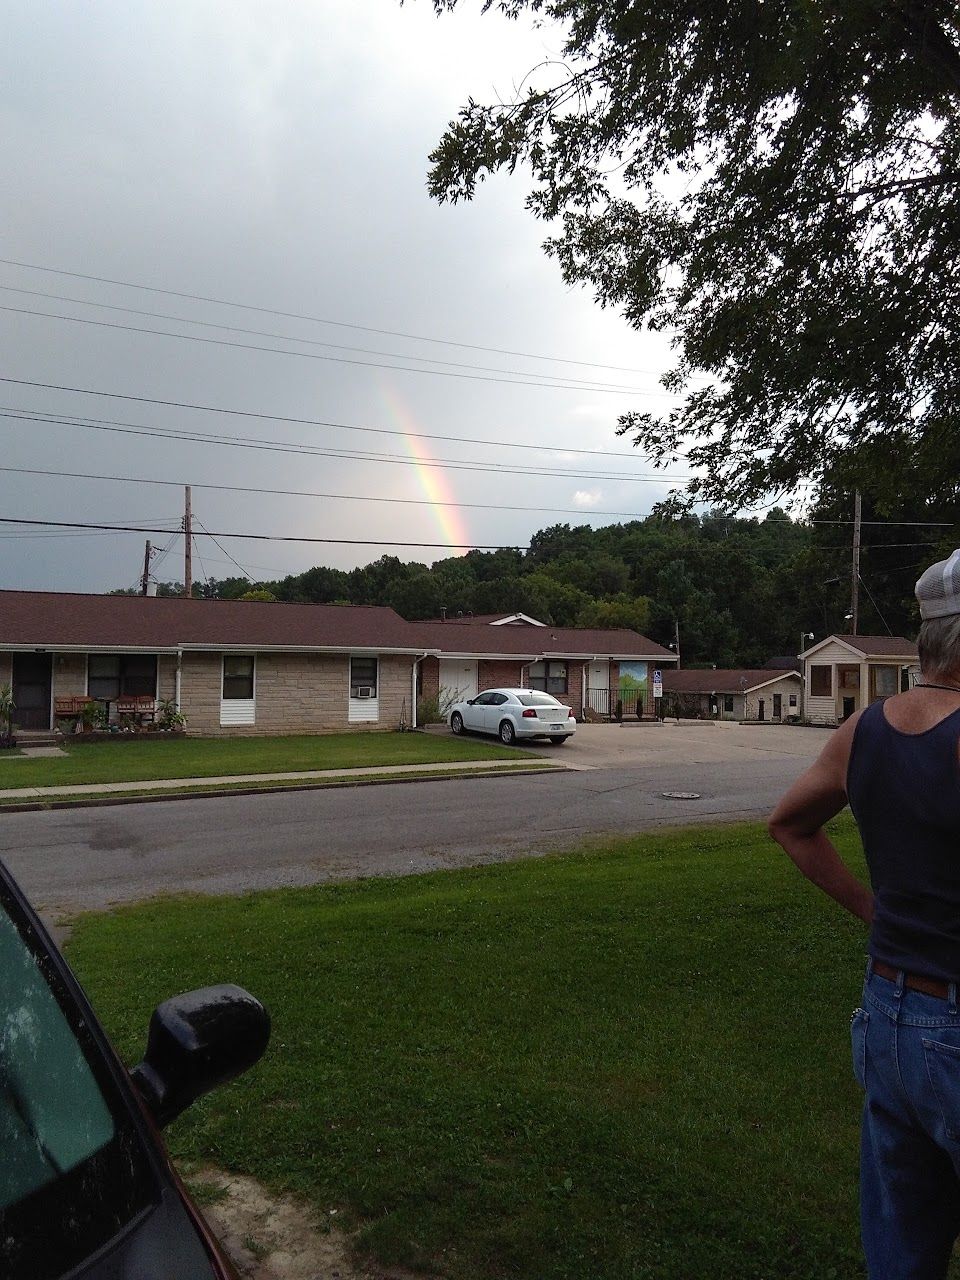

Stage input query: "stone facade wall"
[
  {"left": 158, "top": 655, "right": 177, "bottom": 703},
  {"left": 179, "top": 651, "right": 415, "bottom": 736},
  {"left": 52, "top": 653, "right": 88, "bottom": 698}
]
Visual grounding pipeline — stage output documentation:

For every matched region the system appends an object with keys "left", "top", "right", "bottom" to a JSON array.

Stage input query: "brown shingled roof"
[
  {"left": 404, "top": 620, "right": 674, "bottom": 659},
  {"left": 828, "top": 634, "right": 918, "bottom": 657},
  {"left": 0, "top": 590, "right": 420, "bottom": 651},
  {"left": 0, "top": 590, "right": 675, "bottom": 660},
  {"left": 661, "top": 668, "right": 801, "bottom": 694}
]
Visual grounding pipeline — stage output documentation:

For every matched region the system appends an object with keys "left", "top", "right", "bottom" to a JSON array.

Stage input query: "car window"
[
  {"left": 0, "top": 887, "right": 156, "bottom": 1280},
  {"left": 473, "top": 692, "right": 493, "bottom": 705},
  {"left": 490, "top": 693, "right": 509, "bottom": 705},
  {"left": 517, "top": 693, "right": 563, "bottom": 707}
]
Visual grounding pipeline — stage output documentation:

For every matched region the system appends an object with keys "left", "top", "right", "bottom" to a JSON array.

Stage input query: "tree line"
[{"left": 116, "top": 504, "right": 952, "bottom": 668}]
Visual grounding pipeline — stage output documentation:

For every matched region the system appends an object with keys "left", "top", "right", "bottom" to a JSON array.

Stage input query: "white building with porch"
[{"left": 800, "top": 635, "right": 920, "bottom": 726}]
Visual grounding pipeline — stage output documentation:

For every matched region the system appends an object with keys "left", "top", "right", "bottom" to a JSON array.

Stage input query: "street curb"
[{"left": 0, "top": 764, "right": 567, "bottom": 815}]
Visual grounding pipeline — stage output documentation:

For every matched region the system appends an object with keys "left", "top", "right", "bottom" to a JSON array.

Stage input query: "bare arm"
[{"left": 768, "top": 714, "right": 874, "bottom": 925}]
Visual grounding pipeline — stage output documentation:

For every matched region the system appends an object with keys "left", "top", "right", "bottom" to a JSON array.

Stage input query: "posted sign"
[{"left": 653, "top": 668, "right": 663, "bottom": 699}]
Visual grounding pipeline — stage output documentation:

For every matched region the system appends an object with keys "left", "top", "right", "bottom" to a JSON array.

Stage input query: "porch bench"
[
  {"left": 54, "top": 696, "right": 95, "bottom": 720},
  {"left": 115, "top": 695, "right": 157, "bottom": 725}
]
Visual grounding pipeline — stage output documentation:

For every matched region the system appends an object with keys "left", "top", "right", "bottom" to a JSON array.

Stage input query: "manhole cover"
[{"left": 661, "top": 791, "right": 701, "bottom": 800}]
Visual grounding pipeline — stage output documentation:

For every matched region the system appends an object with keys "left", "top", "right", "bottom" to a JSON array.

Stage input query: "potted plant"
[
  {"left": 156, "top": 699, "right": 187, "bottom": 732},
  {"left": 0, "top": 683, "right": 15, "bottom": 749},
  {"left": 78, "top": 701, "right": 106, "bottom": 734}
]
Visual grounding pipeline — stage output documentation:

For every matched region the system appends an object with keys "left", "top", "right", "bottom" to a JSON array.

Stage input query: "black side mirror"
[
  {"left": 466, "top": 698, "right": 475, "bottom": 705},
  {"left": 131, "top": 984, "right": 270, "bottom": 1128}
]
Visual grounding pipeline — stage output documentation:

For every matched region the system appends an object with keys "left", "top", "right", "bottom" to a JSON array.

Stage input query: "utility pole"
[
  {"left": 183, "top": 485, "right": 193, "bottom": 599},
  {"left": 674, "top": 617, "right": 681, "bottom": 668},
  {"left": 140, "top": 540, "right": 152, "bottom": 596},
  {"left": 851, "top": 490, "right": 861, "bottom": 635}
]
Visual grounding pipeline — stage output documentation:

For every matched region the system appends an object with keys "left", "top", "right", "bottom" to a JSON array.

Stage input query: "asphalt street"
[{"left": 0, "top": 722, "right": 827, "bottom": 921}]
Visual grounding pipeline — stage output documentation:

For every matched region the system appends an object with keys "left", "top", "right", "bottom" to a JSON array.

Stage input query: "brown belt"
[{"left": 872, "top": 959, "right": 955, "bottom": 1000}]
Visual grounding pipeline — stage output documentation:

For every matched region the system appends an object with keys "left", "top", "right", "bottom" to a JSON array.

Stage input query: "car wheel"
[
  {"left": 451, "top": 712, "right": 464, "bottom": 735},
  {"left": 549, "top": 736, "right": 567, "bottom": 745},
  {"left": 499, "top": 719, "right": 516, "bottom": 745}
]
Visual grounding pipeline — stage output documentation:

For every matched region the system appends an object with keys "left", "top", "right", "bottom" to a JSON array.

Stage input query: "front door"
[
  {"left": 439, "top": 659, "right": 478, "bottom": 707},
  {"left": 12, "top": 653, "right": 52, "bottom": 731},
  {"left": 773, "top": 694, "right": 782, "bottom": 721},
  {"left": 587, "top": 660, "right": 610, "bottom": 715},
  {"left": 836, "top": 664, "right": 860, "bottom": 720},
  {"left": 758, "top": 697, "right": 765, "bottom": 722}
]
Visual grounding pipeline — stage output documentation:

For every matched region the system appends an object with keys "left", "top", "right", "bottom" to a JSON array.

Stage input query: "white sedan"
[{"left": 449, "top": 688, "right": 576, "bottom": 746}]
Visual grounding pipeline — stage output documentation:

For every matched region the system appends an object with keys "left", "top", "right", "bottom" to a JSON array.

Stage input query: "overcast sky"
[{"left": 0, "top": 0, "right": 690, "bottom": 594}]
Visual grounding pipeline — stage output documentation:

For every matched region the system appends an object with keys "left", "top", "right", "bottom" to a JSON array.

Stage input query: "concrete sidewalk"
[{"left": 0, "top": 756, "right": 562, "bottom": 802}]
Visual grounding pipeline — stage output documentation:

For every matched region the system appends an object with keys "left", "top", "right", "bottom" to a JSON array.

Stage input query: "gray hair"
[{"left": 918, "top": 615, "right": 960, "bottom": 679}]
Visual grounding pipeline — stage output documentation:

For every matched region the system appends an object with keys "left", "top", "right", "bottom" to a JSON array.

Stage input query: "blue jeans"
[{"left": 854, "top": 964, "right": 960, "bottom": 1278}]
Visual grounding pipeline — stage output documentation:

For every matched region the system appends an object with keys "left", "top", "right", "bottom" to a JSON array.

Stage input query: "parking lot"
[{"left": 481, "top": 717, "right": 831, "bottom": 770}]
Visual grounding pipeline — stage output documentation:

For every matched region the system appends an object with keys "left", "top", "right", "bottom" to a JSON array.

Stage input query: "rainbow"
[{"left": 377, "top": 383, "right": 472, "bottom": 551}]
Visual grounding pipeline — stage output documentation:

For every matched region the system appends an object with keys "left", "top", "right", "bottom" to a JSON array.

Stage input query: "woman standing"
[{"left": 769, "top": 549, "right": 960, "bottom": 1280}]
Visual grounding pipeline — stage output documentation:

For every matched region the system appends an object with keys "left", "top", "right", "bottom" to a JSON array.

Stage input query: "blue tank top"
[{"left": 847, "top": 698, "right": 960, "bottom": 981}]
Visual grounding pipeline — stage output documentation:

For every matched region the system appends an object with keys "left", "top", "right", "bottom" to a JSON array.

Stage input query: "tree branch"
[
  {"left": 894, "top": 3, "right": 960, "bottom": 99},
  {"left": 839, "top": 171, "right": 960, "bottom": 200}
]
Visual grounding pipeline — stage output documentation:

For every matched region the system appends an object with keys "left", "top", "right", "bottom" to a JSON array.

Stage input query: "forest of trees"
[{"left": 120, "top": 503, "right": 952, "bottom": 669}]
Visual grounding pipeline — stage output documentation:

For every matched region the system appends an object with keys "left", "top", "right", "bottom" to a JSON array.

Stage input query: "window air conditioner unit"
[{"left": 355, "top": 686, "right": 374, "bottom": 698}]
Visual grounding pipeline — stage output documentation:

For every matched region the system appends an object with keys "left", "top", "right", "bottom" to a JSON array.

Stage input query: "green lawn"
[
  {"left": 0, "top": 731, "right": 531, "bottom": 789},
  {"left": 66, "top": 815, "right": 894, "bottom": 1280}
]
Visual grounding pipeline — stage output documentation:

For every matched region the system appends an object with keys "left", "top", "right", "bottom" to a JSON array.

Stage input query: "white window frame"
[
  {"left": 348, "top": 655, "right": 380, "bottom": 723},
  {"left": 220, "top": 653, "right": 256, "bottom": 726},
  {"left": 349, "top": 655, "right": 379, "bottom": 700},
  {"left": 222, "top": 654, "right": 257, "bottom": 700}
]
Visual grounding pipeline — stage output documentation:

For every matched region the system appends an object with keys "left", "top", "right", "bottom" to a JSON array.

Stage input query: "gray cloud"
[{"left": 0, "top": 0, "right": 682, "bottom": 593}]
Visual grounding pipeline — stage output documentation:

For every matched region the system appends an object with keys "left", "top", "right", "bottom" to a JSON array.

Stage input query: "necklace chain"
[{"left": 917, "top": 681, "right": 960, "bottom": 695}]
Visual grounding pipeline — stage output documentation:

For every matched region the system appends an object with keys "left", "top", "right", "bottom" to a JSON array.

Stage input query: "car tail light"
[
  {"left": 522, "top": 708, "right": 538, "bottom": 718},
  {"left": 568, "top": 710, "right": 575, "bottom": 719}
]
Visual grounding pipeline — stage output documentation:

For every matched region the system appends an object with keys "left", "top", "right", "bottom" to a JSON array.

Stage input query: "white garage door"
[{"left": 439, "top": 659, "right": 478, "bottom": 704}]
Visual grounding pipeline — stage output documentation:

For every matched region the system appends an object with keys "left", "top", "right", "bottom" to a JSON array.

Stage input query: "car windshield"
[
  {"left": 0, "top": 881, "right": 156, "bottom": 1280},
  {"left": 516, "top": 693, "right": 563, "bottom": 707}
]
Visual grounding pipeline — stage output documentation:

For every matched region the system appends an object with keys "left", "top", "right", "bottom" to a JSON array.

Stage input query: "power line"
[
  {"left": 699, "top": 511, "right": 956, "bottom": 527},
  {"left": 191, "top": 533, "right": 212, "bottom": 587},
  {"left": 0, "top": 408, "right": 688, "bottom": 484},
  {"left": 0, "top": 462, "right": 680, "bottom": 520},
  {"left": 804, "top": 518, "right": 956, "bottom": 527},
  {"left": 857, "top": 572, "right": 895, "bottom": 636},
  {"left": 0, "top": 375, "right": 683, "bottom": 462},
  {"left": 0, "top": 255, "right": 684, "bottom": 377},
  {"left": 0, "top": 528, "right": 159, "bottom": 541},
  {"left": 0, "top": 304, "right": 679, "bottom": 398},
  {"left": 149, "top": 531, "right": 180, "bottom": 576},
  {"left": 183, "top": 553, "right": 296, "bottom": 577},
  {"left": 1, "top": 460, "right": 950, "bottom": 533},
  {"left": 0, "top": 515, "right": 179, "bottom": 536},
  {"left": 194, "top": 516, "right": 254, "bottom": 581},
  {"left": 0, "top": 284, "right": 650, "bottom": 394},
  {"left": 817, "top": 542, "right": 940, "bottom": 550},
  {"left": 0, "top": 516, "right": 526, "bottom": 551}
]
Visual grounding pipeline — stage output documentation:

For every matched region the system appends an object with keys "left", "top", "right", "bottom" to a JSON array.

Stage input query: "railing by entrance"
[{"left": 585, "top": 686, "right": 647, "bottom": 721}]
